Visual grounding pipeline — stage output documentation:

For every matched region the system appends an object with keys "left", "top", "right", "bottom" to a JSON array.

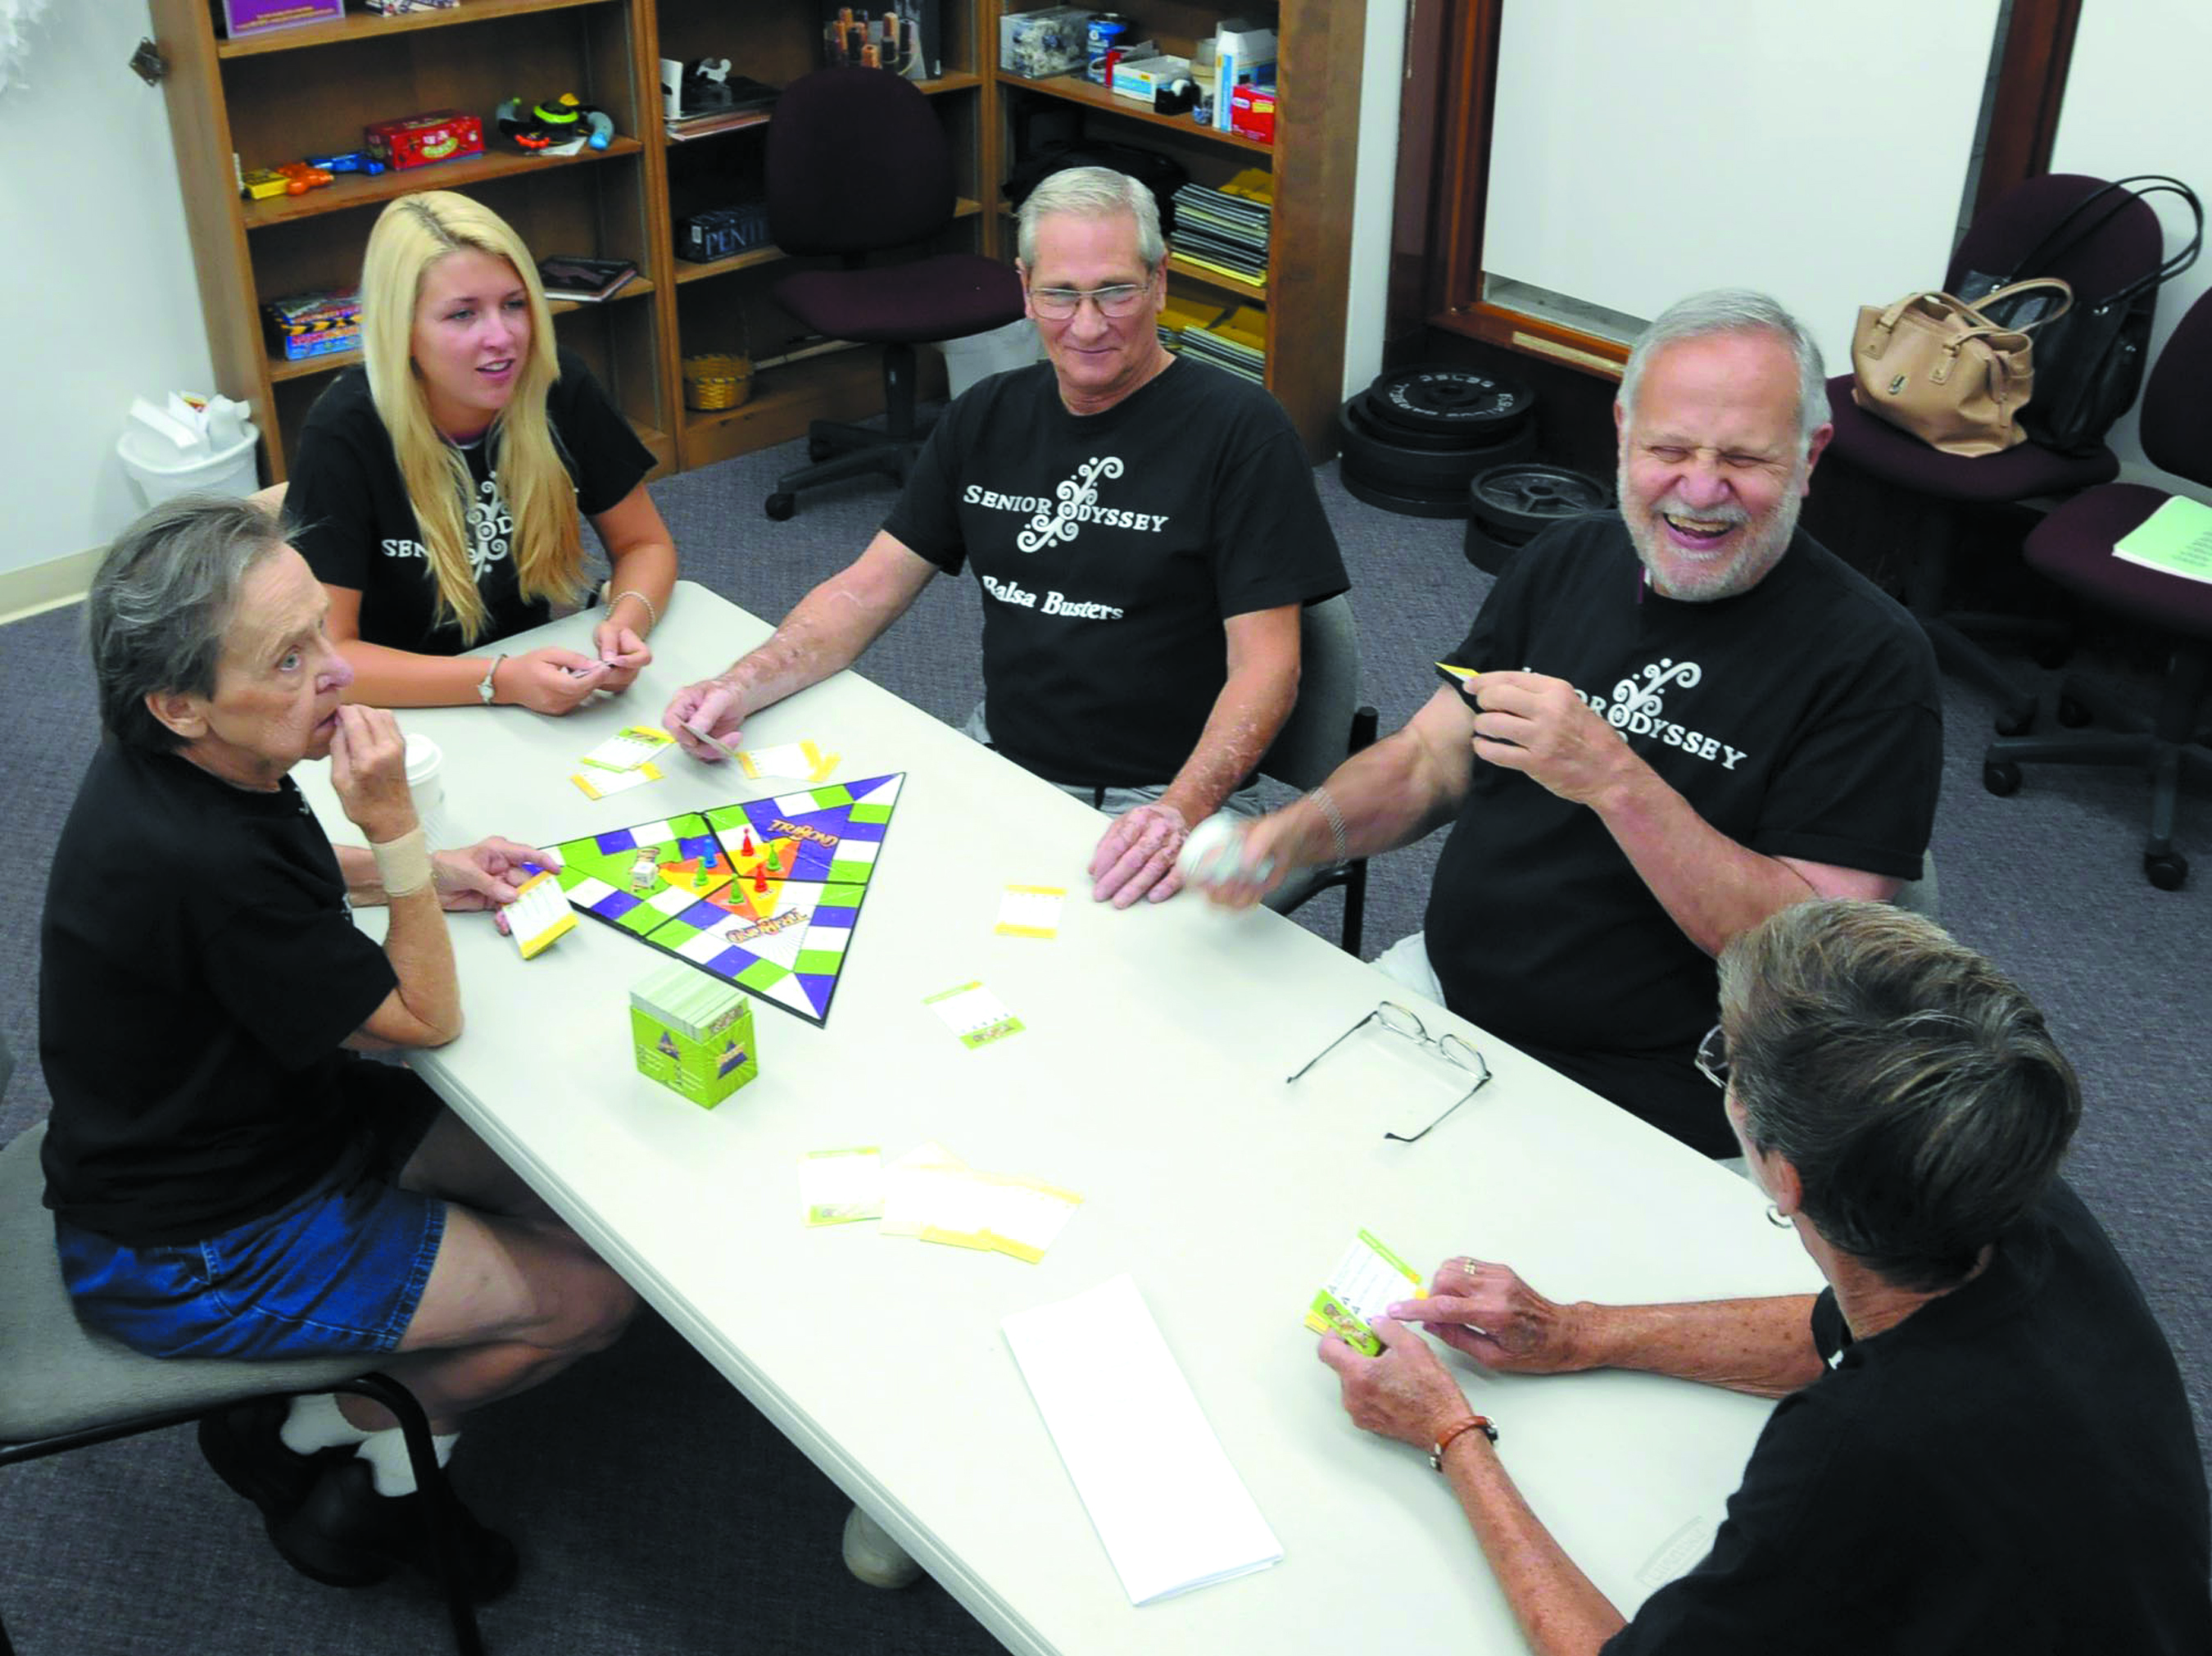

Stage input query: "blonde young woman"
[{"left": 287, "top": 192, "right": 677, "bottom": 715}]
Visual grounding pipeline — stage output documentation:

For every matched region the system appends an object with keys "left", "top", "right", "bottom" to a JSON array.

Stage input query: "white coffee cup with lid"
[{"left": 404, "top": 732, "right": 444, "bottom": 823}]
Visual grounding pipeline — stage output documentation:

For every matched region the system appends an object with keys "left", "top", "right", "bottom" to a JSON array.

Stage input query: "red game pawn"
[
  {"left": 753, "top": 867, "right": 769, "bottom": 895},
  {"left": 738, "top": 825, "right": 757, "bottom": 858}
]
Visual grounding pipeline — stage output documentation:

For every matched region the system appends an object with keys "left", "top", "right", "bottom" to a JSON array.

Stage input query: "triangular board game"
[{"left": 549, "top": 772, "right": 904, "bottom": 1027}]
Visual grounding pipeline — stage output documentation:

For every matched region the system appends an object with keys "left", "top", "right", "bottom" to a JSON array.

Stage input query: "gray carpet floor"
[{"left": 2, "top": 431, "right": 2206, "bottom": 1652}]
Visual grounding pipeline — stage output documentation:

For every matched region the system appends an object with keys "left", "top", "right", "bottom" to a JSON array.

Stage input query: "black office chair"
[
  {"left": 761, "top": 69, "right": 1027, "bottom": 521},
  {"left": 1821, "top": 174, "right": 2169, "bottom": 733},
  {"left": 1259, "top": 595, "right": 1378, "bottom": 955},
  {"left": 0, "top": 1090, "right": 486, "bottom": 1654},
  {"left": 1983, "top": 284, "right": 2212, "bottom": 889}
]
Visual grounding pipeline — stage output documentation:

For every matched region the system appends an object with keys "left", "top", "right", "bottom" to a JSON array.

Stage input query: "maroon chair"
[
  {"left": 760, "top": 69, "right": 1026, "bottom": 520},
  {"left": 1821, "top": 175, "right": 2167, "bottom": 733},
  {"left": 1982, "top": 284, "right": 2212, "bottom": 889}
]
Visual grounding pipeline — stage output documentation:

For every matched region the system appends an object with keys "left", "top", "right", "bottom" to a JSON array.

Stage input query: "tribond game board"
[{"left": 549, "top": 772, "right": 903, "bottom": 1026}]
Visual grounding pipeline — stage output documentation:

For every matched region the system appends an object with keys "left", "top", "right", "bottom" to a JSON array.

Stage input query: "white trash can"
[
  {"left": 940, "top": 320, "right": 1041, "bottom": 397},
  {"left": 117, "top": 422, "right": 261, "bottom": 509}
]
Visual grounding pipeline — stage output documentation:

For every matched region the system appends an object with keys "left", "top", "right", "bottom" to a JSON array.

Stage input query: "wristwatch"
[
  {"left": 1430, "top": 1414, "right": 1498, "bottom": 1471},
  {"left": 477, "top": 654, "right": 506, "bottom": 706}
]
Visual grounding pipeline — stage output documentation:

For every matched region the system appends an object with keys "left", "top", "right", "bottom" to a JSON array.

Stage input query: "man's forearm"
[
  {"left": 1158, "top": 659, "right": 1298, "bottom": 824},
  {"left": 1569, "top": 1294, "right": 1825, "bottom": 1398},
  {"left": 1442, "top": 1435, "right": 1627, "bottom": 1656},
  {"left": 1590, "top": 760, "right": 1819, "bottom": 956},
  {"left": 712, "top": 541, "right": 931, "bottom": 715},
  {"left": 1267, "top": 724, "right": 1469, "bottom": 869}
]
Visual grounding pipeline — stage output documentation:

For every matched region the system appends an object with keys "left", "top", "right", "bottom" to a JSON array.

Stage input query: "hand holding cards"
[{"left": 1307, "top": 1229, "right": 1423, "bottom": 1355}]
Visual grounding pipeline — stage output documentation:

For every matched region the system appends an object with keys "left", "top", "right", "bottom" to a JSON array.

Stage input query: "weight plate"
[
  {"left": 1367, "top": 365, "right": 1537, "bottom": 436},
  {"left": 1342, "top": 392, "right": 1534, "bottom": 456},
  {"left": 1345, "top": 390, "right": 1530, "bottom": 454},
  {"left": 1339, "top": 466, "right": 1471, "bottom": 519},
  {"left": 1337, "top": 398, "right": 1539, "bottom": 493},
  {"left": 1463, "top": 518, "right": 1525, "bottom": 574},
  {"left": 1467, "top": 462, "right": 1611, "bottom": 539}
]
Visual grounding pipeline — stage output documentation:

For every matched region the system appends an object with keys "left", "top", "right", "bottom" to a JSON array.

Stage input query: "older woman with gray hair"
[
  {"left": 39, "top": 495, "right": 636, "bottom": 1603},
  {"left": 1321, "top": 900, "right": 2210, "bottom": 1653}
]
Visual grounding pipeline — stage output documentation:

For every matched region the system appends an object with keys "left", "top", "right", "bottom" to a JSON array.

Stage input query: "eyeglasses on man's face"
[
  {"left": 1286, "top": 1000, "right": 1493, "bottom": 1142},
  {"left": 1027, "top": 281, "right": 1152, "bottom": 320}
]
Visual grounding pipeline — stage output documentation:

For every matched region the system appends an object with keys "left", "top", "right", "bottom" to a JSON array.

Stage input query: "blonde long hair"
[{"left": 358, "top": 191, "right": 583, "bottom": 643}]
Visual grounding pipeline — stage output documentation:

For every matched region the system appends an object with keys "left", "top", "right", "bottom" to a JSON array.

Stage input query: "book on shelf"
[
  {"left": 1169, "top": 172, "right": 1272, "bottom": 287},
  {"left": 1180, "top": 303, "right": 1268, "bottom": 385},
  {"left": 1157, "top": 295, "right": 1226, "bottom": 354},
  {"left": 665, "top": 107, "right": 773, "bottom": 142},
  {"left": 535, "top": 256, "right": 638, "bottom": 303}
]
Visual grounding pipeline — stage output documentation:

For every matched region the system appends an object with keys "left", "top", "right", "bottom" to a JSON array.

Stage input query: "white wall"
[
  {"left": 1481, "top": 2, "right": 2002, "bottom": 377},
  {"left": 0, "top": 2, "right": 210, "bottom": 588},
  {"left": 2047, "top": 0, "right": 2212, "bottom": 501},
  {"left": 1340, "top": 0, "right": 1407, "bottom": 397}
]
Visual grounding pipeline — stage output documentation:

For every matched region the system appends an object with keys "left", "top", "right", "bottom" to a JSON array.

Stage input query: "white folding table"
[{"left": 299, "top": 581, "right": 1820, "bottom": 1654}]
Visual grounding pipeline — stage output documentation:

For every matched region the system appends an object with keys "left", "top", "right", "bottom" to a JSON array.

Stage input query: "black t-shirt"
[
  {"left": 39, "top": 742, "right": 398, "bottom": 1245},
  {"left": 1607, "top": 1182, "right": 2212, "bottom": 1653},
  {"left": 288, "top": 348, "right": 654, "bottom": 656},
  {"left": 883, "top": 358, "right": 1349, "bottom": 786},
  {"left": 1427, "top": 513, "right": 1940, "bottom": 1154}
]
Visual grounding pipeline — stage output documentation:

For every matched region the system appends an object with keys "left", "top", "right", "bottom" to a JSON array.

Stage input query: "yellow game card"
[
  {"left": 1306, "top": 1229, "right": 1423, "bottom": 1356},
  {"left": 995, "top": 884, "right": 1066, "bottom": 938},
  {"left": 572, "top": 762, "right": 664, "bottom": 800},
  {"left": 800, "top": 1146, "right": 883, "bottom": 1226},
  {"left": 580, "top": 724, "right": 676, "bottom": 773},
  {"left": 505, "top": 869, "right": 577, "bottom": 960}
]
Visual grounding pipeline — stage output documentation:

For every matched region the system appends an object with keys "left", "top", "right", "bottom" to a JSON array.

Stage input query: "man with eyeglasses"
[
  {"left": 665, "top": 166, "right": 1346, "bottom": 909},
  {"left": 1200, "top": 291, "right": 1940, "bottom": 1156}
]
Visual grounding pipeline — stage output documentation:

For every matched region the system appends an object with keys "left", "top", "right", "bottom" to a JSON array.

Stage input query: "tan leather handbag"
[{"left": 1850, "top": 280, "right": 2073, "bottom": 456}]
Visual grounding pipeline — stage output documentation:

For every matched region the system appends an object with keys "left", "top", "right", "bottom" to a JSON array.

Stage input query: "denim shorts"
[{"left": 56, "top": 1124, "right": 448, "bottom": 1362}]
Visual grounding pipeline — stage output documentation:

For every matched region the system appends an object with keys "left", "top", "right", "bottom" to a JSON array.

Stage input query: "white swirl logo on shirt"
[
  {"left": 1568, "top": 657, "right": 1748, "bottom": 770},
  {"left": 465, "top": 476, "right": 514, "bottom": 578},
  {"left": 1017, "top": 456, "right": 1125, "bottom": 552}
]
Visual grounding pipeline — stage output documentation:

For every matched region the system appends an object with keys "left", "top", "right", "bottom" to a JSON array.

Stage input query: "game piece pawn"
[
  {"left": 754, "top": 867, "right": 770, "bottom": 896},
  {"left": 766, "top": 843, "right": 782, "bottom": 873},
  {"left": 738, "top": 825, "right": 756, "bottom": 859}
]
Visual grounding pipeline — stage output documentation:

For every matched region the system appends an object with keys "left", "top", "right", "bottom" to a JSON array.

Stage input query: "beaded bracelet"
[{"left": 609, "top": 588, "right": 659, "bottom": 631}]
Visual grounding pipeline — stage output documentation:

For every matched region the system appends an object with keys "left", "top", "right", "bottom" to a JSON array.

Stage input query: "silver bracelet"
[
  {"left": 1307, "top": 783, "right": 1349, "bottom": 867},
  {"left": 609, "top": 587, "right": 659, "bottom": 632}
]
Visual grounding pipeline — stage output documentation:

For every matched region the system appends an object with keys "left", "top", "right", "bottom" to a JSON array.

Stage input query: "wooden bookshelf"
[
  {"left": 987, "top": 2, "right": 1365, "bottom": 460},
  {"left": 150, "top": 1, "right": 1361, "bottom": 479}
]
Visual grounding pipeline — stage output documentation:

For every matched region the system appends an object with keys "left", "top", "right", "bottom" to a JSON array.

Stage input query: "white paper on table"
[
  {"left": 880, "top": 1146, "right": 970, "bottom": 1238},
  {"left": 983, "top": 1176, "right": 1082, "bottom": 1263},
  {"left": 1002, "top": 1273, "right": 1282, "bottom": 1605}
]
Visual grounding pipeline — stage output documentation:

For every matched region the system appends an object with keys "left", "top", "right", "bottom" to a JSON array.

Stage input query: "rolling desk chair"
[
  {"left": 1982, "top": 284, "right": 2212, "bottom": 889},
  {"left": 1820, "top": 174, "right": 2166, "bottom": 733},
  {"left": 760, "top": 69, "right": 1026, "bottom": 522}
]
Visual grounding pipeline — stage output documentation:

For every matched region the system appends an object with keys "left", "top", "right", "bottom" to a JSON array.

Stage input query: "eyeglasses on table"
[
  {"left": 1695, "top": 1023, "right": 1729, "bottom": 1091},
  {"left": 1285, "top": 1000, "right": 1493, "bottom": 1142}
]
